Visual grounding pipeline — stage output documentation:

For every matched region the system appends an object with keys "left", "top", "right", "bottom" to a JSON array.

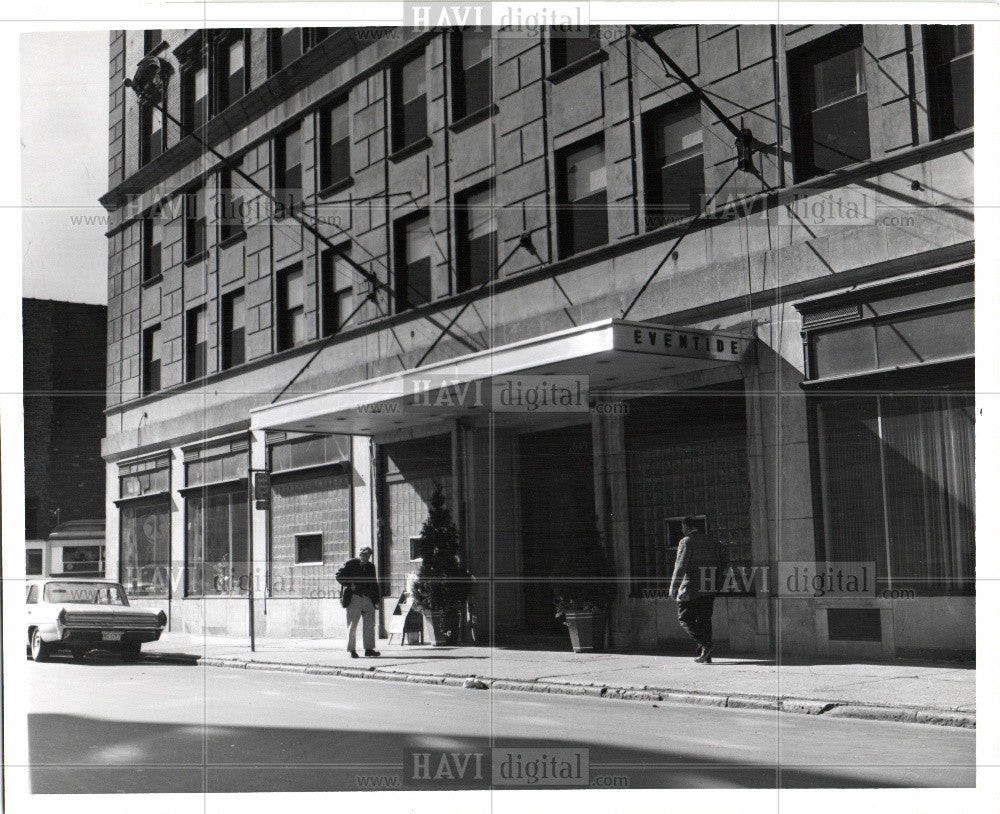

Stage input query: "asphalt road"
[{"left": 25, "top": 650, "right": 975, "bottom": 792}]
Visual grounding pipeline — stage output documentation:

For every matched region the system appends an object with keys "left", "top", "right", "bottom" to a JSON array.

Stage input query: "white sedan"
[{"left": 26, "top": 579, "right": 166, "bottom": 661}]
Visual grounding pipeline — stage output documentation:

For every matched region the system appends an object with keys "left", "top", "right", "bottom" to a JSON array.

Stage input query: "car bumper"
[{"left": 59, "top": 629, "right": 164, "bottom": 646}]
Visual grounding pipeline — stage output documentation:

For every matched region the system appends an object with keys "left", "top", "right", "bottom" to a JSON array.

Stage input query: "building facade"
[
  {"left": 101, "top": 24, "right": 974, "bottom": 658},
  {"left": 24, "top": 298, "right": 108, "bottom": 578}
]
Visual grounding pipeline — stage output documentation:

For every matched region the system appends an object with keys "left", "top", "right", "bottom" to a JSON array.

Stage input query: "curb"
[{"left": 195, "top": 656, "right": 975, "bottom": 729}]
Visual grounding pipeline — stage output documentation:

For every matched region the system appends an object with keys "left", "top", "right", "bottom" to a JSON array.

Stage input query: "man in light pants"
[{"left": 336, "top": 546, "right": 381, "bottom": 658}]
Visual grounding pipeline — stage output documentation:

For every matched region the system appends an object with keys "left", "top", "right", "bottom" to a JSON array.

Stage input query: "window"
[
  {"left": 142, "top": 325, "right": 162, "bottom": 395},
  {"left": 643, "top": 98, "right": 704, "bottom": 228},
  {"left": 27, "top": 584, "right": 39, "bottom": 603},
  {"left": 456, "top": 185, "right": 496, "bottom": 291},
  {"left": 61, "top": 546, "right": 104, "bottom": 576},
  {"left": 789, "top": 27, "right": 870, "bottom": 180},
  {"left": 556, "top": 138, "right": 608, "bottom": 258},
  {"left": 186, "top": 488, "right": 249, "bottom": 596},
  {"left": 550, "top": 26, "right": 601, "bottom": 71},
  {"left": 221, "top": 289, "right": 245, "bottom": 369},
  {"left": 268, "top": 27, "right": 302, "bottom": 74},
  {"left": 214, "top": 31, "right": 247, "bottom": 114},
  {"left": 218, "top": 165, "right": 245, "bottom": 243},
  {"left": 322, "top": 249, "right": 355, "bottom": 336},
  {"left": 184, "top": 184, "right": 206, "bottom": 260},
  {"left": 453, "top": 28, "right": 492, "bottom": 119},
  {"left": 394, "top": 215, "right": 433, "bottom": 311},
  {"left": 812, "top": 389, "right": 974, "bottom": 593},
  {"left": 924, "top": 25, "right": 973, "bottom": 139},
  {"left": 320, "top": 99, "right": 351, "bottom": 190},
  {"left": 144, "top": 30, "right": 162, "bottom": 54},
  {"left": 277, "top": 265, "right": 306, "bottom": 350},
  {"left": 275, "top": 125, "right": 302, "bottom": 210},
  {"left": 182, "top": 52, "right": 209, "bottom": 134},
  {"left": 26, "top": 550, "right": 43, "bottom": 576},
  {"left": 142, "top": 213, "right": 163, "bottom": 282},
  {"left": 186, "top": 306, "right": 207, "bottom": 381},
  {"left": 295, "top": 533, "right": 324, "bottom": 564},
  {"left": 305, "top": 28, "right": 330, "bottom": 49},
  {"left": 392, "top": 50, "right": 428, "bottom": 153},
  {"left": 120, "top": 497, "right": 171, "bottom": 597},
  {"left": 139, "top": 101, "right": 165, "bottom": 166}
]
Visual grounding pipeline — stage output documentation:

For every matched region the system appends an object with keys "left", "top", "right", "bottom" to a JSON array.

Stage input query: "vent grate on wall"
[{"left": 827, "top": 607, "right": 882, "bottom": 642}]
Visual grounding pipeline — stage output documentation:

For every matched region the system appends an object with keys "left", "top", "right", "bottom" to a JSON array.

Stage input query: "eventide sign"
[{"left": 613, "top": 321, "right": 750, "bottom": 362}]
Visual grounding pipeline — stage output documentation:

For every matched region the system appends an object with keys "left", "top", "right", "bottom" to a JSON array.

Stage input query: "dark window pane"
[
  {"left": 402, "top": 97, "right": 427, "bottom": 146},
  {"left": 394, "top": 53, "right": 427, "bottom": 151},
  {"left": 558, "top": 140, "right": 607, "bottom": 258},
  {"left": 222, "top": 290, "right": 245, "bottom": 369},
  {"left": 295, "top": 534, "right": 323, "bottom": 564},
  {"left": 321, "top": 101, "right": 351, "bottom": 188},
  {"left": 26, "top": 549, "right": 43, "bottom": 575},
  {"left": 551, "top": 28, "right": 600, "bottom": 70},
  {"left": 120, "top": 498, "right": 171, "bottom": 597},
  {"left": 874, "top": 304, "right": 974, "bottom": 369},
  {"left": 810, "top": 93, "right": 871, "bottom": 172}
]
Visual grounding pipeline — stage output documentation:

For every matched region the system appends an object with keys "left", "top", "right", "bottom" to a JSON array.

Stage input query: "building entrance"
[{"left": 518, "top": 424, "right": 596, "bottom": 635}]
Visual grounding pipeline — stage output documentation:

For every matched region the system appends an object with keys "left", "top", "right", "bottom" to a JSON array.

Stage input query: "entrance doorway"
[{"left": 518, "top": 424, "right": 596, "bottom": 634}]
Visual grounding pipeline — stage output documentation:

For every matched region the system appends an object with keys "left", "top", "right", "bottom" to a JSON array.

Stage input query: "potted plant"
[
  {"left": 411, "top": 484, "right": 474, "bottom": 645},
  {"left": 552, "top": 529, "right": 616, "bottom": 653}
]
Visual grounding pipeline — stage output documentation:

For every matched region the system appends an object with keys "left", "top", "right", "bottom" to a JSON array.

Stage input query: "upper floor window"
[
  {"left": 453, "top": 28, "right": 492, "bottom": 120},
  {"left": 269, "top": 28, "right": 302, "bottom": 74},
  {"left": 275, "top": 125, "right": 302, "bottom": 210},
  {"left": 305, "top": 28, "right": 330, "bottom": 49},
  {"left": 456, "top": 185, "right": 496, "bottom": 292},
  {"left": 139, "top": 101, "right": 165, "bottom": 166},
  {"left": 218, "top": 162, "right": 246, "bottom": 244},
  {"left": 221, "top": 289, "right": 246, "bottom": 370},
  {"left": 142, "top": 324, "right": 162, "bottom": 395},
  {"left": 143, "top": 30, "right": 162, "bottom": 55},
  {"left": 643, "top": 98, "right": 704, "bottom": 229},
  {"left": 186, "top": 305, "right": 208, "bottom": 381},
  {"left": 789, "top": 27, "right": 870, "bottom": 181},
  {"left": 321, "top": 248, "right": 355, "bottom": 336},
  {"left": 556, "top": 138, "right": 608, "bottom": 259},
  {"left": 277, "top": 265, "right": 306, "bottom": 351},
  {"left": 320, "top": 99, "right": 351, "bottom": 190},
  {"left": 550, "top": 27, "right": 601, "bottom": 71},
  {"left": 394, "top": 214, "right": 433, "bottom": 311},
  {"left": 182, "top": 51, "right": 209, "bottom": 134},
  {"left": 392, "top": 50, "right": 427, "bottom": 153},
  {"left": 924, "top": 25, "right": 973, "bottom": 139},
  {"left": 142, "top": 213, "right": 163, "bottom": 282},
  {"left": 184, "top": 184, "right": 207, "bottom": 260},
  {"left": 213, "top": 31, "right": 248, "bottom": 114}
]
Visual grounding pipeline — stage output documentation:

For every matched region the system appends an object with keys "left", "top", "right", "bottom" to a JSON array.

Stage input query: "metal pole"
[{"left": 247, "top": 452, "right": 256, "bottom": 652}]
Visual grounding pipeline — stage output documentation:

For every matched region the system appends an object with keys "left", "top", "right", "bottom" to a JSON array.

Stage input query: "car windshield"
[{"left": 43, "top": 582, "right": 129, "bottom": 606}]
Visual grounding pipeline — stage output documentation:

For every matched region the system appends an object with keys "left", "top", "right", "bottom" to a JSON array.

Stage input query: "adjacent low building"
[{"left": 101, "top": 23, "right": 974, "bottom": 658}]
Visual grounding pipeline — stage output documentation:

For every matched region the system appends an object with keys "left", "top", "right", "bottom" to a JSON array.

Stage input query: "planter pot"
[
  {"left": 421, "top": 610, "right": 452, "bottom": 646},
  {"left": 564, "top": 610, "right": 606, "bottom": 653}
]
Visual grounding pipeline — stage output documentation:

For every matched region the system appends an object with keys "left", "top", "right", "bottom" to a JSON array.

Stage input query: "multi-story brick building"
[
  {"left": 23, "top": 298, "right": 108, "bottom": 577},
  {"left": 101, "top": 24, "right": 974, "bottom": 657}
]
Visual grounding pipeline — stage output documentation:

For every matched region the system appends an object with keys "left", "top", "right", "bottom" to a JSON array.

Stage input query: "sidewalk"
[{"left": 143, "top": 633, "right": 976, "bottom": 729}]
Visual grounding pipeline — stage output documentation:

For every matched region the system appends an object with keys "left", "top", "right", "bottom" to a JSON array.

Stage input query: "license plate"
[{"left": 101, "top": 631, "right": 123, "bottom": 642}]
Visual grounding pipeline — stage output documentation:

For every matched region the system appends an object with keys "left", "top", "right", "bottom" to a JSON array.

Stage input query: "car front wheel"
[{"left": 30, "top": 629, "right": 50, "bottom": 662}]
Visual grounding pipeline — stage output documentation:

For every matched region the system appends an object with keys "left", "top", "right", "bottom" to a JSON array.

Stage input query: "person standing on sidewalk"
[
  {"left": 669, "top": 517, "right": 724, "bottom": 663},
  {"left": 336, "top": 546, "right": 381, "bottom": 658}
]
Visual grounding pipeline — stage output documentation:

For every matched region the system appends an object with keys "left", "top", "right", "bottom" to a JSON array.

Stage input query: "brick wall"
[{"left": 23, "top": 299, "right": 108, "bottom": 538}]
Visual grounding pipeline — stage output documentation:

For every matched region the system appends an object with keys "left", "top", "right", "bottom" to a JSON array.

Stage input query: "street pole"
[{"left": 247, "top": 450, "right": 256, "bottom": 652}]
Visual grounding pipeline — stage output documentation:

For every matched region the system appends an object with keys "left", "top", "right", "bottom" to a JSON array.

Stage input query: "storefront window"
[
  {"left": 813, "top": 390, "right": 974, "bottom": 592},
  {"left": 120, "top": 498, "right": 171, "bottom": 597},
  {"left": 119, "top": 454, "right": 172, "bottom": 597},
  {"left": 183, "top": 439, "right": 250, "bottom": 596}
]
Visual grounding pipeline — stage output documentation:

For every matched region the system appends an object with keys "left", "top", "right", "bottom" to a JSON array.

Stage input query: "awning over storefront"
[{"left": 250, "top": 318, "right": 752, "bottom": 437}]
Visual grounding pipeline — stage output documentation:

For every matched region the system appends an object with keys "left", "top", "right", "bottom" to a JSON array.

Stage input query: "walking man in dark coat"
[
  {"left": 669, "top": 517, "right": 724, "bottom": 663},
  {"left": 336, "top": 546, "right": 381, "bottom": 658}
]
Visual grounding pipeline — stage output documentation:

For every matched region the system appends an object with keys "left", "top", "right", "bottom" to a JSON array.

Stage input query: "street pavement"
[{"left": 24, "top": 652, "right": 975, "bottom": 793}]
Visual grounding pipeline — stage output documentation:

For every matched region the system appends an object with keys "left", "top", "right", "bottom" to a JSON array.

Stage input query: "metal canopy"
[{"left": 249, "top": 319, "right": 752, "bottom": 438}]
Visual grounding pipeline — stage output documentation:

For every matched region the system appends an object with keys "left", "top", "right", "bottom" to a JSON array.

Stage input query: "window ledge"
[
  {"left": 219, "top": 231, "right": 246, "bottom": 250},
  {"left": 183, "top": 250, "right": 209, "bottom": 267},
  {"left": 449, "top": 104, "right": 498, "bottom": 134},
  {"left": 318, "top": 176, "right": 354, "bottom": 199},
  {"left": 388, "top": 136, "right": 432, "bottom": 164},
  {"left": 141, "top": 273, "right": 163, "bottom": 289},
  {"left": 546, "top": 49, "right": 608, "bottom": 84}
]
